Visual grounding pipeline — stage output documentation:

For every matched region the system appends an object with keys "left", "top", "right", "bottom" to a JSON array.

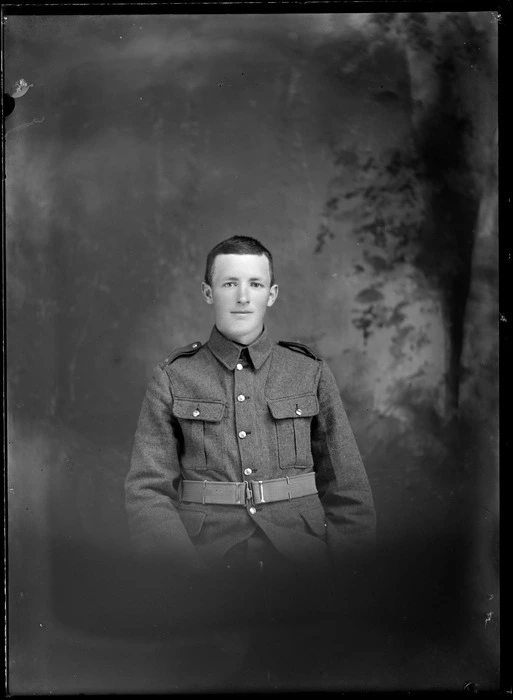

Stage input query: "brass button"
[
  {"left": 237, "top": 394, "right": 246, "bottom": 402},
  {"left": 244, "top": 468, "right": 252, "bottom": 475},
  {"left": 192, "top": 343, "right": 199, "bottom": 348},
  {"left": 192, "top": 409, "right": 200, "bottom": 417},
  {"left": 238, "top": 431, "right": 247, "bottom": 439},
  {"left": 249, "top": 507, "right": 257, "bottom": 515},
  {"left": 236, "top": 363, "right": 243, "bottom": 371},
  {"left": 295, "top": 408, "right": 303, "bottom": 416}
]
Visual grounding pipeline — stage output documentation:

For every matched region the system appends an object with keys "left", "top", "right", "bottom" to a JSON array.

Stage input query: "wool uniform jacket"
[{"left": 125, "top": 326, "right": 376, "bottom": 574}]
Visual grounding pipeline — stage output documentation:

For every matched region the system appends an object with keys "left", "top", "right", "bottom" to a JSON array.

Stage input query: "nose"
[{"left": 237, "top": 284, "right": 249, "bottom": 304}]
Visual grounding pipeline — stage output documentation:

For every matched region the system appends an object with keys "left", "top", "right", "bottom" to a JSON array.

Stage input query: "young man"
[{"left": 125, "top": 236, "right": 375, "bottom": 580}]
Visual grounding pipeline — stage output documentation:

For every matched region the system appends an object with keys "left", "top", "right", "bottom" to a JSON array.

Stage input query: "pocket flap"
[
  {"left": 173, "top": 398, "right": 225, "bottom": 422},
  {"left": 267, "top": 394, "right": 319, "bottom": 420},
  {"left": 179, "top": 509, "right": 206, "bottom": 537},
  {"left": 300, "top": 507, "right": 327, "bottom": 537}
]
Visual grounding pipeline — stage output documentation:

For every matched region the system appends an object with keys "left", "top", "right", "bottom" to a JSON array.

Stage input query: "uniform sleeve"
[
  {"left": 124, "top": 365, "right": 208, "bottom": 573},
  {"left": 311, "top": 360, "right": 376, "bottom": 560}
]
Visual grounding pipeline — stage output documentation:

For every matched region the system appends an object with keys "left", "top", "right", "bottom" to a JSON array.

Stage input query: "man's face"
[{"left": 202, "top": 253, "right": 279, "bottom": 345}]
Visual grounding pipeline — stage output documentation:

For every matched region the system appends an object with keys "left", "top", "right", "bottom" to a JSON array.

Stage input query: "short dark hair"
[{"left": 204, "top": 236, "right": 275, "bottom": 286}]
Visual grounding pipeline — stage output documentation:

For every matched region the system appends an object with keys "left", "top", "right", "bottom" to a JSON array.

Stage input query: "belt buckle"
[{"left": 250, "top": 480, "right": 265, "bottom": 505}]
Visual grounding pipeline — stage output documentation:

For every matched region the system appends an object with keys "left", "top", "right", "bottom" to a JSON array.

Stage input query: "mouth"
[{"left": 231, "top": 311, "right": 253, "bottom": 315}]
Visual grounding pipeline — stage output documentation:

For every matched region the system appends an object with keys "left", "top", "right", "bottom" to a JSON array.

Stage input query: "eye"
[
  {"left": 223, "top": 282, "right": 236, "bottom": 287},
  {"left": 251, "top": 282, "right": 264, "bottom": 288}
]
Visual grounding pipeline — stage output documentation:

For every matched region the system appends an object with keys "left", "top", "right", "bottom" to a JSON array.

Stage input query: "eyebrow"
[{"left": 223, "top": 276, "right": 265, "bottom": 282}]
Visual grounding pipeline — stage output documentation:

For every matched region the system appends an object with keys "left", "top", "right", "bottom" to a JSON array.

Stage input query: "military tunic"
[{"left": 125, "top": 326, "right": 376, "bottom": 574}]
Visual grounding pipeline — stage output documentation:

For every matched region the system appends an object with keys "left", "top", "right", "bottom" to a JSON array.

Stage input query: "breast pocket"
[
  {"left": 172, "top": 398, "right": 226, "bottom": 471},
  {"left": 267, "top": 393, "right": 319, "bottom": 469}
]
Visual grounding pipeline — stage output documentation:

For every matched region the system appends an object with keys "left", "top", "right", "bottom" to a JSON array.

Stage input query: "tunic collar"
[{"left": 207, "top": 325, "right": 273, "bottom": 370}]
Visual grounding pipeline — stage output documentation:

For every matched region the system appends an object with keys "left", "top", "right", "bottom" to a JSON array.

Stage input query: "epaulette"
[
  {"left": 278, "top": 340, "right": 320, "bottom": 360},
  {"left": 160, "top": 341, "right": 202, "bottom": 367}
]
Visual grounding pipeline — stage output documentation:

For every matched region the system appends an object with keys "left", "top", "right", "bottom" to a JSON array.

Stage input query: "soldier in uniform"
[{"left": 125, "top": 236, "right": 376, "bottom": 621}]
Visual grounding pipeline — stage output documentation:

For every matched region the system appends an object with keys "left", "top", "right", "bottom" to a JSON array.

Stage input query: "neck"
[{"left": 217, "top": 324, "right": 264, "bottom": 346}]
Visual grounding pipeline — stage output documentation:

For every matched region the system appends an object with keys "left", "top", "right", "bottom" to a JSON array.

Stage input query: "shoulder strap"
[
  {"left": 160, "top": 341, "right": 202, "bottom": 367},
  {"left": 278, "top": 340, "right": 320, "bottom": 361}
]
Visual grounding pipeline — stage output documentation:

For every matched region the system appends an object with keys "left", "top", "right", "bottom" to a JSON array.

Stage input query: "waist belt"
[{"left": 180, "top": 472, "right": 317, "bottom": 506}]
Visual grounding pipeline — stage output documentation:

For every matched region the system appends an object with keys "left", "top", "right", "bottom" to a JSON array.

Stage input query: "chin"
[{"left": 229, "top": 325, "right": 255, "bottom": 339}]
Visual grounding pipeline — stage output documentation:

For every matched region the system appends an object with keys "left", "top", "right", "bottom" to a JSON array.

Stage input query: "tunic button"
[
  {"left": 244, "top": 468, "right": 252, "bottom": 475},
  {"left": 295, "top": 408, "right": 303, "bottom": 416},
  {"left": 237, "top": 394, "right": 246, "bottom": 402},
  {"left": 236, "top": 363, "right": 243, "bottom": 371},
  {"left": 238, "top": 431, "right": 247, "bottom": 439},
  {"left": 249, "top": 507, "right": 257, "bottom": 515},
  {"left": 192, "top": 409, "right": 200, "bottom": 417},
  {"left": 192, "top": 343, "right": 199, "bottom": 348}
]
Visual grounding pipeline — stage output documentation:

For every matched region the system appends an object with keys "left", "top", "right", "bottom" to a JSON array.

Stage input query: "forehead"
[{"left": 212, "top": 253, "right": 271, "bottom": 280}]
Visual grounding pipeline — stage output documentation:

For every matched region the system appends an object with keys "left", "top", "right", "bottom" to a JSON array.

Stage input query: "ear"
[
  {"left": 201, "top": 282, "right": 214, "bottom": 304},
  {"left": 267, "top": 284, "right": 279, "bottom": 308}
]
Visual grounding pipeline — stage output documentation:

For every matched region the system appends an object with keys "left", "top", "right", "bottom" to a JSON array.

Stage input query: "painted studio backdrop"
[{"left": 6, "top": 12, "right": 498, "bottom": 693}]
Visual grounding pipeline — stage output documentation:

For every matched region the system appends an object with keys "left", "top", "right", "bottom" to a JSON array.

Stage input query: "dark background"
[{"left": 5, "top": 11, "right": 499, "bottom": 693}]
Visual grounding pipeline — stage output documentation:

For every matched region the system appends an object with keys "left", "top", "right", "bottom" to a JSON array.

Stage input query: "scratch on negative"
[
  {"left": 68, "top": 272, "right": 101, "bottom": 403},
  {"left": 6, "top": 116, "right": 45, "bottom": 137},
  {"left": 294, "top": 126, "right": 315, "bottom": 201},
  {"left": 484, "top": 611, "right": 494, "bottom": 627}
]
